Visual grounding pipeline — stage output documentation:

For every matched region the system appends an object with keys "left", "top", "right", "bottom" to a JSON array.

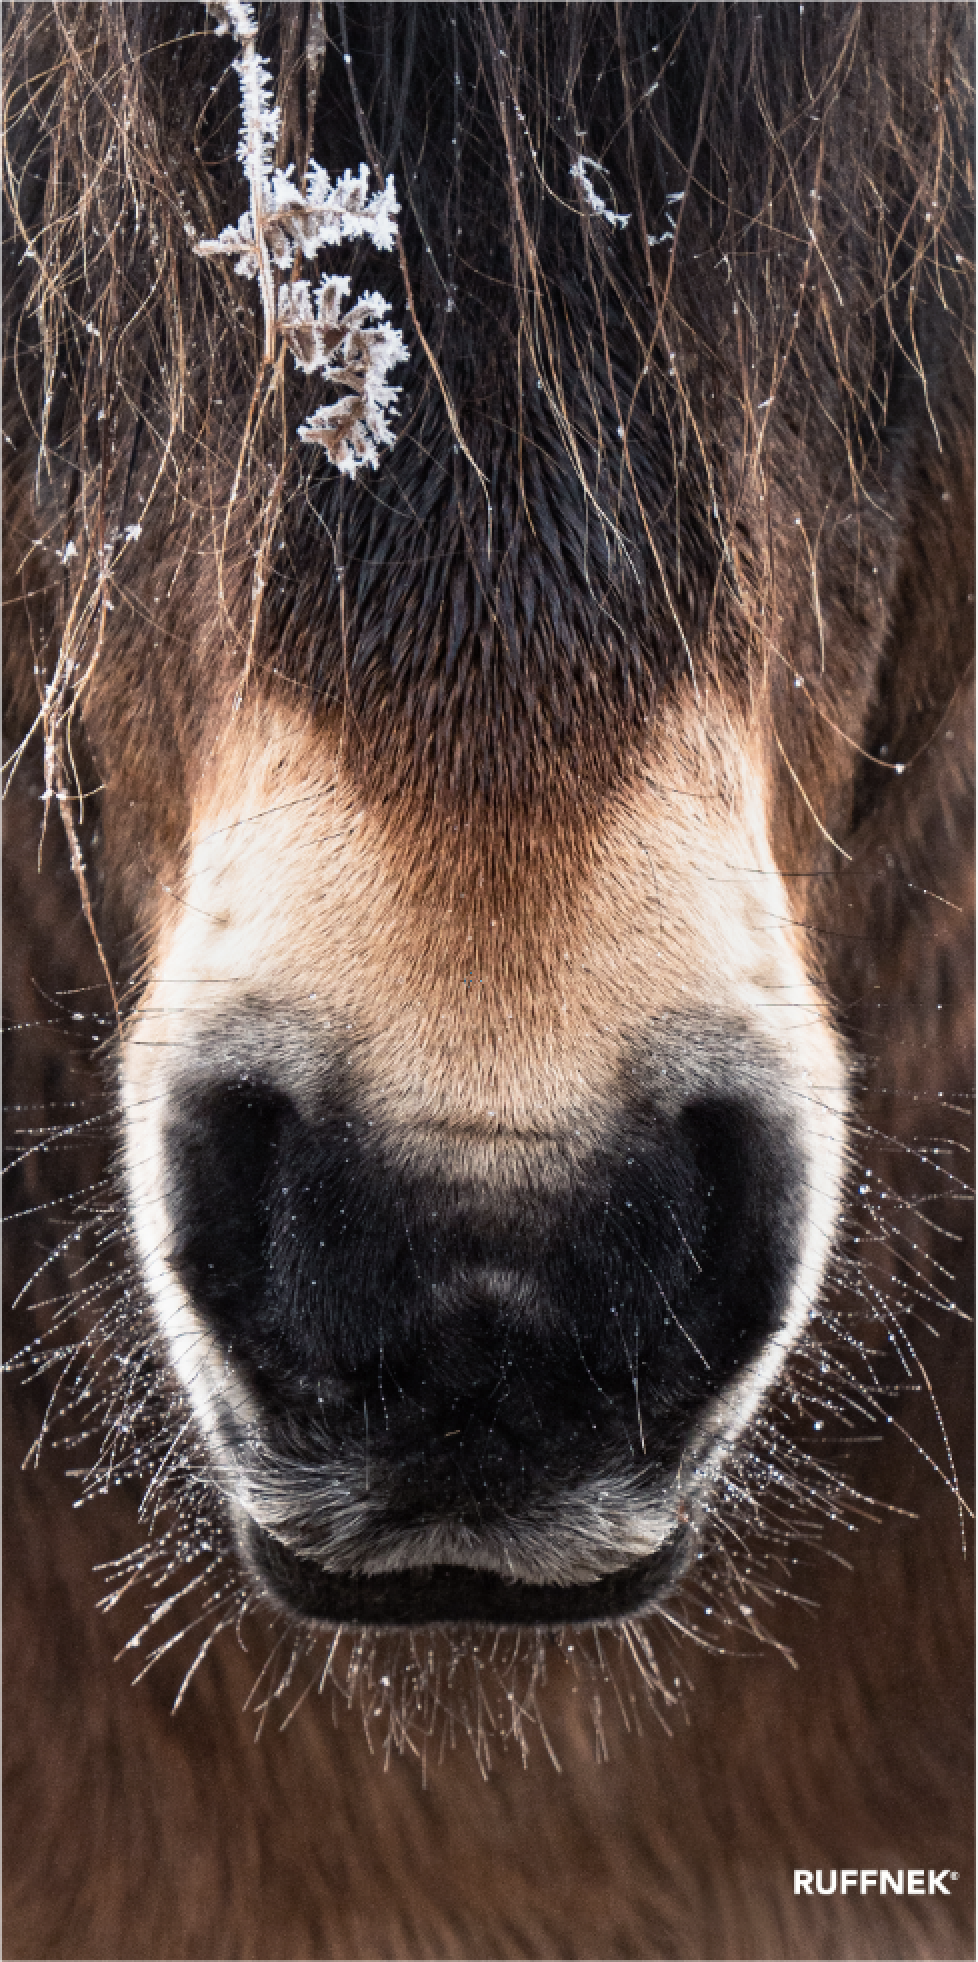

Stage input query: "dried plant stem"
[{"left": 234, "top": 11, "right": 277, "bottom": 360}]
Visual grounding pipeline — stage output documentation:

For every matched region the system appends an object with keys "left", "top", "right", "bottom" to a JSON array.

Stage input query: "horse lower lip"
[{"left": 243, "top": 1520, "right": 694, "bottom": 1629}]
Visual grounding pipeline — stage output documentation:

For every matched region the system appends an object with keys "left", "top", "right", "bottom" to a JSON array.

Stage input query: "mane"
[{"left": 5, "top": 4, "right": 972, "bottom": 818}]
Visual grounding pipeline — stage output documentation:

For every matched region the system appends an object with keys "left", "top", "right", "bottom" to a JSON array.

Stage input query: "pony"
[{"left": 4, "top": 4, "right": 974, "bottom": 1954}]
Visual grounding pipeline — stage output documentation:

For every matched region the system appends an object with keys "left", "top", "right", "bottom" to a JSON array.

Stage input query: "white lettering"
[{"left": 796, "top": 1867, "right": 954, "bottom": 1899}]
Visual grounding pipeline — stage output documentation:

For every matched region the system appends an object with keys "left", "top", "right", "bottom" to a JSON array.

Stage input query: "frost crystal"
[
  {"left": 569, "top": 155, "right": 630, "bottom": 229},
  {"left": 197, "top": 1, "right": 408, "bottom": 473}
]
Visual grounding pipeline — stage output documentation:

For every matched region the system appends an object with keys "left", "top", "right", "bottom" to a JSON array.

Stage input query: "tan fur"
[{"left": 3, "top": 3, "right": 974, "bottom": 1953}]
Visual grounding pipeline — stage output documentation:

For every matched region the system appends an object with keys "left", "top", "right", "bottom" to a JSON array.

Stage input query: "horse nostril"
[
  {"left": 165, "top": 1079, "right": 292, "bottom": 1340},
  {"left": 675, "top": 1096, "right": 805, "bottom": 1382}
]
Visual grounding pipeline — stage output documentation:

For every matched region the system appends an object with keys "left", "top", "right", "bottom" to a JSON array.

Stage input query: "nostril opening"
[
  {"left": 165, "top": 1080, "right": 292, "bottom": 1339},
  {"left": 680, "top": 1098, "right": 755, "bottom": 1263},
  {"left": 677, "top": 1096, "right": 803, "bottom": 1374}
]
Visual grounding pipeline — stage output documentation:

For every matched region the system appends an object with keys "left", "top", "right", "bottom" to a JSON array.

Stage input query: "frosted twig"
[{"left": 197, "top": 1, "right": 408, "bottom": 473}]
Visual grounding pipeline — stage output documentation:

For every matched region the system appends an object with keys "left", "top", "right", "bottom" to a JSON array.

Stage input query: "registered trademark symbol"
[{"left": 951, "top": 1873, "right": 959, "bottom": 1881}]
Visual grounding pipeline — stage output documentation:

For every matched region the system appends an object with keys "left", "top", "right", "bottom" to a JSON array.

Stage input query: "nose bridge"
[
  {"left": 341, "top": 768, "right": 816, "bottom": 1149},
  {"left": 145, "top": 707, "right": 616, "bottom": 1133},
  {"left": 353, "top": 955, "right": 610, "bottom": 1156},
  {"left": 134, "top": 692, "right": 835, "bottom": 1160}
]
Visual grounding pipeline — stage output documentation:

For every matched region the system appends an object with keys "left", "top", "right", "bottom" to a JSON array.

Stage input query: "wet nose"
[{"left": 163, "top": 1065, "right": 805, "bottom": 1508}]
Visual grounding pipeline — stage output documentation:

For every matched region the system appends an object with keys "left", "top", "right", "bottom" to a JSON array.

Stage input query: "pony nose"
[{"left": 162, "top": 1062, "right": 806, "bottom": 1498}]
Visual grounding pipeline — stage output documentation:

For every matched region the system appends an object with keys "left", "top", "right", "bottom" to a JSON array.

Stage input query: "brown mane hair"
[{"left": 3, "top": 5, "right": 975, "bottom": 1956}]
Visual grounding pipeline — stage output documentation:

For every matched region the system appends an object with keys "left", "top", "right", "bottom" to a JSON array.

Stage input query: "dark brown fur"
[{"left": 4, "top": 4, "right": 975, "bottom": 1955}]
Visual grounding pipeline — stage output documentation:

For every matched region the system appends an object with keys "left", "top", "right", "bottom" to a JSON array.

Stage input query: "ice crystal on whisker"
[
  {"left": 197, "top": 0, "right": 408, "bottom": 473},
  {"left": 569, "top": 155, "right": 630, "bottom": 229}
]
